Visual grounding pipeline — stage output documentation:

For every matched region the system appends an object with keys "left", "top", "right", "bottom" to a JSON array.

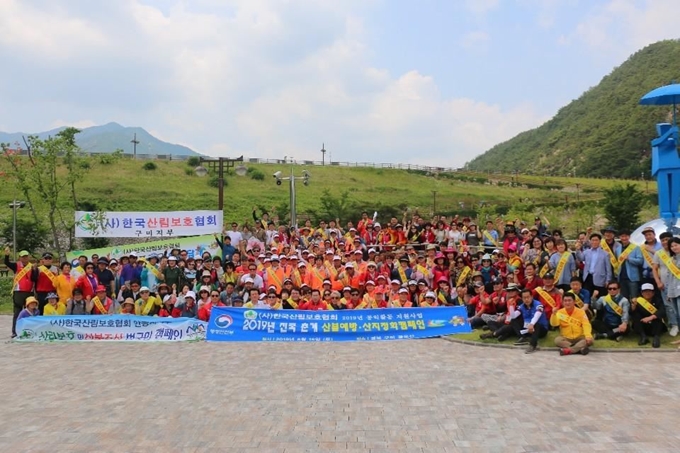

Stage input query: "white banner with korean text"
[{"left": 75, "top": 210, "right": 223, "bottom": 238}]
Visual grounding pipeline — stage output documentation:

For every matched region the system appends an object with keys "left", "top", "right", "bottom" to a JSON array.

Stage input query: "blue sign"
[{"left": 206, "top": 306, "right": 471, "bottom": 342}]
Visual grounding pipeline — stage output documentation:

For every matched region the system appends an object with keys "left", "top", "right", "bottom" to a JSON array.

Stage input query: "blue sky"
[{"left": 0, "top": 0, "right": 676, "bottom": 166}]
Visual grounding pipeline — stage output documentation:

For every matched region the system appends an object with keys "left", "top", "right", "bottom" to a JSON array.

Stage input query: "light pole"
[
  {"left": 273, "top": 168, "right": 310, "bottom": 229},
  {"left": 321, "top": 143, "right": 326, "bottom": 166},
  {"left": 8, "top": 200, "right": 26, "bottom": 261},
  {"left": 194, "top": 156, "right": 245, "bottom": 211}
]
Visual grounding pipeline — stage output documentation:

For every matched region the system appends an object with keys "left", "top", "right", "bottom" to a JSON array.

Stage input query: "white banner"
[
  {"left": 15, "top": 315, "right": 208, "bottom": 342},
  {"left": 75, "top": 210, "right": 223, "bottom": 238}
]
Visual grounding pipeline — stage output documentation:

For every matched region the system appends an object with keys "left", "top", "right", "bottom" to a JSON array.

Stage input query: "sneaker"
[
  {"left": 615, "top": 335, "right": 623, "bottom": 342},
  {"left": 479, "top": 333, "right": 494, "bottom": 340},
  {"left": 652, "top": 335, "right": 661, "bottom": 349},
  {"left": 514, "top": 337, "right": 529, "bottom": 345},
  {"left": 581, "top": 346, "right": 590, "bottom": 356},
  {"left": 670, "top": 326, "right": 679, "bottom": 337},
  {"left": 525, "top": 345, "right": 538, "bottom": 354},
  {"left": 559, "top": 348, "right": 572, "bottom": 356}
]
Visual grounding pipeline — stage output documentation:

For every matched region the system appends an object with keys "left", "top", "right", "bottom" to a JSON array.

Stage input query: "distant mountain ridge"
[
  {"left": 0, "top": 122, "right": 199, "bottom": 156},
  {"left": 465, "top": 39, "right": 680, "bottom": 179}
]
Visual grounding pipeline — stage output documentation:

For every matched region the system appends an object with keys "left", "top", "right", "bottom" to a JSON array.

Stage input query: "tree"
[
  {"left": 1, "top": 128, "right": 87, "bottom": 258},
  {"left": 602, "top": 183, "right": 646, "bottom": 231},
  {"left": 0, "top": 217, "right": 49, "bottom": 253}
]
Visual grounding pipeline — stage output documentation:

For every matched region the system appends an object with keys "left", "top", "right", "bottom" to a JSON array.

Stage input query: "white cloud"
[
  {"left": 0, "top": 0, "right": 546, "bottom": 167},
  {"left": 572, "top": 0, "right": 678, "bottom": 57}
]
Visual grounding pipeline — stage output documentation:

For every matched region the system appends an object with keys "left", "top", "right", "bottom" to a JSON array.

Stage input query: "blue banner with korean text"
[
  {"left": 206, "top": 306, "right": 471, "bottom": 342},
  {"left": 15, "top": 315, "right": 207, "bottom": 342}
]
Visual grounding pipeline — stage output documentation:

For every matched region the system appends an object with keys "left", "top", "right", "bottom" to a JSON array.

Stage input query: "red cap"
[{"left": 96, "top": 285, "right": 107, "bottom": 292}]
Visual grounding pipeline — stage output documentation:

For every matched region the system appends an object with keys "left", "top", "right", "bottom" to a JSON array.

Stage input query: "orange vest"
[{"left": 266, "top": 267, "right": 285, "bottom": 293}]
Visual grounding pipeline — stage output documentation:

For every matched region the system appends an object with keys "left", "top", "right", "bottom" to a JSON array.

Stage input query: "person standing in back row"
[
  {"left": 5, "top": 247, "right": 35, "bottom": 338},
  {"left": 577, "top": 233, "right": 612, "bottom": 300}
]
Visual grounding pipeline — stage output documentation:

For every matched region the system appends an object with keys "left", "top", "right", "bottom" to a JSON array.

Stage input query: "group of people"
[{"left": 5, "top": 211, "right": 680, "bottom": 353}]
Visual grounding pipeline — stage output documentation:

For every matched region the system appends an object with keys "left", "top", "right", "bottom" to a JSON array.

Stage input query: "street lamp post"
[
  {"left": 274, "top": 168, "right": 310, "bottom": 229},
  {"left": 8, "top": 200, "right": 26, "bottom": 261},
  {"left": 195, "top": 156, "right": 244, "bottom": 211},
  {"left": 320, "top": 143, "right": 326, "bottom": 166}
]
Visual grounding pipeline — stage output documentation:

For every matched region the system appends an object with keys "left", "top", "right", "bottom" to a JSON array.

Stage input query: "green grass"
[
  {"left": 452, "top": 329, "right": 677, "bottom": 349},
  {"left": 0, "top": 157, "right": 658, "bottom": 228}
]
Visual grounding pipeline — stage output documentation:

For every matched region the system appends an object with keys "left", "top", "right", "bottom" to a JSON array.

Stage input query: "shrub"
[
  {"left": 187, "top": 156, "right": 200, "bottom": 167},
  {"left": 250, "top": 170, "right": 265, "bottom": 181},
  {"left": 184, "top": 168, "right": 194, "bottom": 176},
  {"left": 78, "top": 160, "right": 91, "bottom": 169},
  {"left": 143, "top": 162, "right": 157, "bottom": 171},
  {"left": 208, "top": 176, "right": 228, "bottom": 188}
]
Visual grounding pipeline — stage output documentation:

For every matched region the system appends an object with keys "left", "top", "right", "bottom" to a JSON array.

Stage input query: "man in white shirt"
[
  {"left": 226, "top": 222, "right": 243, "bottom": 246},
  {"left": 239, "top": 263, "right": 264, "bottom": 290}
]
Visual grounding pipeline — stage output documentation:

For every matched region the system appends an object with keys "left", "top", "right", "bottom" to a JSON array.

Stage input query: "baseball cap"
[
  {"left": 398, "top": 288, "right": 409, "bottom": 294},
  {"left": 140, "top": 286, "right": 150, "bottom": 292},
  {"left": 18, "top": 250, "right": 30, "bottom": 257},
  {"left": 641, "top": 283, "right": 655, "bottom": 291}
]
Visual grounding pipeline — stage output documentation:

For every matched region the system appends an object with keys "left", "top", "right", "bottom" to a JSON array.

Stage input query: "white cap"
[
  {"left": 398, "top": 288, "right": 409, "bottom": 294},
  {"left": 271, "top": 254, "right": 280, "bottom": 261},
  {"left": 374, "top": 223, "right": 381, "bottom": 228},
  {"left": 391, "top": 279, "right": 401, "bottom": 285},
  {"left": 263, "top": 258, "right": 271, "bottom": 263},
  {"left": 259, "top": 293, "right": 267, "bottom": 300},
  {"left": 140, "top": 286, "right": 150, "bottom": 292},
  {"left": 199, "top": 285, "right": 211, "bottom": 293},
  {"left": 325, "top": 250, "right": 333, "bottom": 255},
  {"left": 244, "top": 277, "right": 254, "bottom": 284},
  {"left": 129, "top": 252, "right": 138, "bottom": 257},
  {"left": 333, "top": 255, "right": 341, "bottom": 261},
  {"left": 185, "top": 291, "right": 196, "bottom": 300},
  {"left": 349, "top": 227, "right": 357, "bottom": 232},
  {"left": 376, "top": 275, "right": 386, "bottom": 280},
  {"left": 258, "top": 253, "right": 266, "bottom": 259},
  {"left": 408, "top": 280, "right": 418, "bottom": 285},
  {"left": 323, "top": 279, "right": 332, "bottom": 285},
  {"left": 641, "top": 283, "right": 655, "bottom": 291},
  {"left": 163, "top": 295, "right": 173, "bottom": 303},
  {"left": 168, "top": 256, "right": 177, "bottom": 261},
  {"left": 366, "top": 280, "right": 375, "bottom": 286},
  {"left": 345, "top": 263, "right": 354, "bottom": 269},
  {"left": 425, "top": 291, "right": 436, "bottom": 299},
  {"left": 367, "top": 261, "right": 377, "bottom": 267},
  {"left": 368, "top": 248, "right": 376, "bottom": 254},
  {"left": 298, "top": 262, "right": 307, "bottom": 268}
]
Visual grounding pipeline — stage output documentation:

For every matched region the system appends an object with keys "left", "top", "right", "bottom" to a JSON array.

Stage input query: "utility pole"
[
  {"left": 274, "top": 169, "right": 310, "bottom": 229},
  {"left": 321, "top": 143, "right": 326, "bottom": 166},
  {"left": 131, "top": 133, "right": 139, "bottom": 159},
  {"left": 199, "top": 156, "right": 244, "bottom": 211}
]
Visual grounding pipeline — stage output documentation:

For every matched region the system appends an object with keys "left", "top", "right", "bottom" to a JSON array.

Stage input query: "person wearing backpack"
[{"left": 65, "top": 288, "right": 92, "bottom": 315}]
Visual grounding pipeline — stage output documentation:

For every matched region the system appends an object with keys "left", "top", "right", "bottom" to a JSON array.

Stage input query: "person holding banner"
[
  {"left": 5, "top": 247, "right": 35, "bottom": 338},
  {"left": 135, "top": 286, "right": 161, "bottom": 316},
  {"left": 17, "top": 296, "right": 40, "bottom": 321},
  {"left": 43, "top": 292, "right": 66, "bottom": 316}
]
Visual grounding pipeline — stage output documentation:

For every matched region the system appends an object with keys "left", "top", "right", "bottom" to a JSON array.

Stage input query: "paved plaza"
[{"left": 1, "top": 316, "right": 679, "bottom": 453}]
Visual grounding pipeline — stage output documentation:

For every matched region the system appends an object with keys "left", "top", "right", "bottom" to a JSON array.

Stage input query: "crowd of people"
[{"left": 5, "top": 209, "right": 680, "bottom": 354}]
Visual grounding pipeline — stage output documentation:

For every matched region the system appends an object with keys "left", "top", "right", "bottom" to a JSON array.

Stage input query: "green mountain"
[
  {"left": 465, "top": 39, "right": 680, "bottom": 178},
  {"left": 0, "top": 122, "right": 199, "bottom": 157}
]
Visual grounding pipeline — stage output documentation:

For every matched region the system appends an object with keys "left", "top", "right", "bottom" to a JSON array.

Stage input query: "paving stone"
[{"left": 2, "top": 316, "right": 680, "bottom": 452}]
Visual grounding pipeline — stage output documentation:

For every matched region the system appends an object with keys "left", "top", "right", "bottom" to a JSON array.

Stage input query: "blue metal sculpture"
[{"left": 640, "top": 84, "right": 680, "bottom": 231}]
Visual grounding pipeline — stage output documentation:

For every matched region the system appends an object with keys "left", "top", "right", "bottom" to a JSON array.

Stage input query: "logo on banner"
[
  {"left": 427, "top": 320, "right": 446, "bottom": 328},
  {"left": 19, "top": 329, "right": 35, "bottom": 340},
  {"left": 449, "top": 316, "right": 465, "bottom": 326},
  {"left": 214, "top": 315, "right": 234, "bottom": 329},
  {"left": 244, "top": 310, "right": 258, "bottom": 320}
]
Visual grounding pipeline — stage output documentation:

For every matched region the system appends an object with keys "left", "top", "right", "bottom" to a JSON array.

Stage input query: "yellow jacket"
[
  {"left": 135, "top": 296, "right": 161, "bottom": 316},
  {"left": 550, "top": 307, "right": 593, "bottom": 340},
  {"left": 55, "top": 274, "right": 76, "bottom": 305},
  {"left": 44, "top": 302, "right": 66, "bottom": 316}
]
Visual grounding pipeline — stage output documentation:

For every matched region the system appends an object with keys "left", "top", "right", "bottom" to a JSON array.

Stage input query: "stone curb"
[{"left": 442, "top": 335, "right": 679, "bottom": 353}]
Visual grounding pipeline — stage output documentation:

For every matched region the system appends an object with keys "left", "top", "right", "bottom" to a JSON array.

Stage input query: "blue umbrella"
[{"left": 640, "top": 83, "right": 680, "bottom": 125}]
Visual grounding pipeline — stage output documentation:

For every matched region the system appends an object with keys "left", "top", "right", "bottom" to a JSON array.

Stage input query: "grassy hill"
[
  {"left": 465, "top": 39, "right": 680, "bottom": 179},
  {"left": 0, "top": 156, "right": 657, "bottom": 239}
]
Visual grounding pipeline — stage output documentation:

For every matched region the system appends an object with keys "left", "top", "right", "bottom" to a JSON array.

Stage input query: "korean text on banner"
[
  {"left": 75, "top": 211, "right": 223, "bottom": 238},
  {"left": 16, "top": 315, "right": 208, "bottom": 342},
  {"left": 66, "top": 235, "right": 220, "bottom": 262},
  {"left": 206, "top": 306, "right": 471, "bottom": 342}
]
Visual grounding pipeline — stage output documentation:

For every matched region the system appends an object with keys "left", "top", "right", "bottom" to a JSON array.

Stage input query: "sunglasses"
[
  {"left": 211, "top": 294, "right": 219, "bottom": 297},
  {"left": 267, "top": 295, "right": 277, "bottom": 299},
  {"left": 331, "top": 296, "right": 340, "bottom": 299},
  {"left": 607, "top": 287, "right": 619, "bottom": 290}
]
